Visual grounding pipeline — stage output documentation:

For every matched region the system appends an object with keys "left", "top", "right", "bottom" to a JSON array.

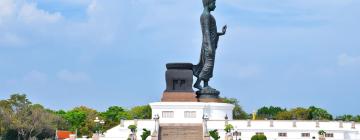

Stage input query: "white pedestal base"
[{"left": 150, "top": 102, "right": 234, "bottom": 123}]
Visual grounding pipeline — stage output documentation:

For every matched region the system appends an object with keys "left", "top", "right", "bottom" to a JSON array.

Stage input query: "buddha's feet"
[
  {"left": 196, "top": 86, "right": 220, "bottom": 99},
  {"left": 201, "top": 86, "right": 219, "bottom": 94},
  {"left": 193, "top": 83, "right": 203, "bottom": 90}
]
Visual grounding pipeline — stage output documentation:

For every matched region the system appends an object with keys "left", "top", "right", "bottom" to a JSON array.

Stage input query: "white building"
[
  {"left": 99, "top": 101, "right": 360, "bottom": 140},
  {"left": 99, "top": 63, "right": 360, "bottom": 140}
]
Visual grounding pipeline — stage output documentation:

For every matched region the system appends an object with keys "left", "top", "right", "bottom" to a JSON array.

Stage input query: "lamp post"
[
  {"left": 134, "top": 116, "right": 138, "bottom": 126},
  {"left": 203, "top": 114, "right": 209, "bottom": 137},
  {"left": 100, "top": 120, "right": 105, "bottom": 135},
  {"left": 152, "top": 114, "right": 160, "bottom": 136},
  {"left": 94, "top": 117, "right": 105, "bottom": 138},
  {"left": 233, "top": 130, "right": 239, "bottom": 140},
  {"left": 225, "top": 114, "right": 229, "bottom": 125},
  {"left": 120, "top": 117, "right": 125, "bottom": 127}
]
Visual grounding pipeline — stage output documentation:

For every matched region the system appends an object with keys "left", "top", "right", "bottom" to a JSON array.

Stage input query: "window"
[
  {"left": 162, "top": 111, "right": 174, "bottom": 118},
  {"left": 184, "top": 111, "right": 196, "bottom": 118},
  {"left": 301, "top": 133, "right": 310, "bottom": 137},
  {"left": 233, "top": 131, "right": 241, "bottom": 136},
  {"left": 325, "top": 133, "right": 334, "bottom": 138},
  {"left": 256, "top": 132, "right": 264, "bottom": 135},
  {"left": 278, "top": 133, "right": 287, "bottom": 137}
]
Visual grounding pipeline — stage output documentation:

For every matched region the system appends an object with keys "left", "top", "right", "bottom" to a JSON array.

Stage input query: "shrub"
[
  {"left": 224, "top": 124, "right": 234, "bottom": 133},
  {"left": 128, "top": 125, "right": 137, "bottom": 133},
  {"left": 318, "top": 130, "right": 326, "bottom": 135},
  {"left": 209, "top": 129, "right": 220, "bottom": 140},
  {"left": 251, "top": 134, "right": 267, "bottom": 140},
  {"left": 141, "top": 129, "right": 151, "bottom": 140}
]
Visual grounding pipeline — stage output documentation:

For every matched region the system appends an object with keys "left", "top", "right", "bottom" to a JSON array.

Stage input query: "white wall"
[
  {"left": 207, "top": 120, "right": 360, "bottom": 140},
  {"left": 101, "top": 119, "right": 360, "bottom": 140}
]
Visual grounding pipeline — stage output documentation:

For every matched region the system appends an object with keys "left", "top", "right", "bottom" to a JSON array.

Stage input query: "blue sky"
[{"left": 1, "top": 0, "right": 360, "bottom": 115}]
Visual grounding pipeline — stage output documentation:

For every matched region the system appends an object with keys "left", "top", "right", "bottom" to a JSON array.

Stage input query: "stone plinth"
[
  {"left": 162, "top": 63, "right": 199, "bottom": 102},
  {"left": 161, "top": 92, "right": 198, "bottom": 102}
]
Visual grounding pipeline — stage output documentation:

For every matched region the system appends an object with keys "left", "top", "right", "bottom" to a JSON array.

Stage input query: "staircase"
[{"left": 159, "top": 123, "right": 203, "bottom": 140}]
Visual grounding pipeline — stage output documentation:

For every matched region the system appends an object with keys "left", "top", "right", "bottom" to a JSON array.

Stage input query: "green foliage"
[
  {"left": 128, "top": 125, "right": 137, "bottom": 133},
  {"left": 251, "top": 134, "right": 267, "bottom": 140},
  {"left": 336, "top": 114, "right": 356, "bottom": 121},
  {"left": 258, "top": 106, "right": 332, "bottom": 121},
  {"left": 275, "top": 111, "right": 292, "bottom": 120},
  {"left": 308, "top": 106, "right": 333, "bottom": 120},
  {"left": 276, "top": 107, "right": 310, "bottom": 120},
  {"left": 224, "top": 124, "right": 234, "bottom": 133},
  {"left": 209, "top": 129, "right": 220, "bottom": 140},
  {"left": 318, "top": 130, "right": 326, "bottom": 135},
  {"left": 0, "top": 94, "right": 63, "bottom": 139},
  {"left": 257, "top": 106, "right": 286, "bottom": 119},
  {"left": 355, "top": 115, "right": 360, "bottom": 122},
  {"left": 101, "top": 106, "right": 132, "bottom": 131},
  {"left": 62, "top": 106, "right": 99, "bottom": 137},
  {"left": 141, "top": 128, "right": 151, "bottom": 140},
  {"left": 222, "top": 97, "right": 248, "bottom": 119},
  {"left": 63, "top": 110, "right": 87, "bottom": 131},
  {"left": 130, "top": 105, "right": 152, "bottom": 119}
]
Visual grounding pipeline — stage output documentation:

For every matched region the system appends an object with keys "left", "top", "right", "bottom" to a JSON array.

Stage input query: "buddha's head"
[{"left": 203, "top": 0, "right": 216, "bottom": 11}]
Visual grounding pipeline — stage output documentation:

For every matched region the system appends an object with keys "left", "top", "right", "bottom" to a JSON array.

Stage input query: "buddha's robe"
[{"left": 193, "top": 13, "right": 219, "bottom": 80}]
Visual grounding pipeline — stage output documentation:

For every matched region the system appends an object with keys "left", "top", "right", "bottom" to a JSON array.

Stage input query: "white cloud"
[
  {"left": 23, "top": 70, "right": 48, "bottom": 84},
  {"left": 337, "top": 53, "right": 360, "bottom": 66},
  {"left": 18, "top": 2, "right": 62, "bottom": 24},
  {"left": 57, "top": 70, "right": 91, "bottom": 83},
  {"left": 0, "top": 0, "right": 15, "bottom": 24}
]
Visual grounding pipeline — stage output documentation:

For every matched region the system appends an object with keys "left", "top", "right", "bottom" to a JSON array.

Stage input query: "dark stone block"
[
  {"left": 165, "top": 63, "right": 194, "bottom": 92},
  {"left": 166, "top": 63, "right": 193, "bottom": 70}
]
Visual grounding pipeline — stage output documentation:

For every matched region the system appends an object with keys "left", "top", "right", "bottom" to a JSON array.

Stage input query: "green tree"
[
  {"left": 224, "top": 124, "right": 234, "bottom": 133},
  {"left": 0, "top": 100, "right": 9, "bottom": 137},
  {"left": 336, "top": 115, "right": 354, "bottom": 121},
  {"left": 128, "top": 125, "right": 137, "bottom": 133},
  {"left": 222, "top": 97, "right": 248, "bottom": 119},
  {"left": 63, "top": 110, "right": 87, "bottom": 132},
  {"left": 67, "top": 106, "right": 99, "bottom": 137},
  {"left": 276, "top": 107, "right": 310, "bottom": 120},
  {"left": 257, "top": 106, "right": 286, "bottom": 119},
  {"left": 101, "top": 106, "right": 132, "bottom": 131},
  {"left": 275, "top": 111, "right": 292, "bottom": 120},
  {"left": 53, "top": 110, "right": 70, "bottom": 130},
  {"left": 209, "top": 129, "right": 220, "bottom": 140},
  {"left": 251, "top": 134, "right": 267, "bottom": 140},
  {"left": 141, "top": 129, "right": 151, "bottom": 140},
  {"left": 308, "top": 106, "right": 333, "bottom": 120},
  {"left": 0, "top": 94, "right": 60, "bottom": 139},
  {"left": 130, "top": 105, "right": 152, "bottom": 119},
  {"left": 354, "top": 115, "right": 360, "bottom": 122}
]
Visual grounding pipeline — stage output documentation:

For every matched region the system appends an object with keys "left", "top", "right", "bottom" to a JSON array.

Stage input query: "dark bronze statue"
[{"left": 193, "top": 0, "right": 227, "bottom": 95}]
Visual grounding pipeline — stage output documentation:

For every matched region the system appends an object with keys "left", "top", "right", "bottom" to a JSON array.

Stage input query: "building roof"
[{"left": 57, "top": 130, "right": 74, "bottom": 139}]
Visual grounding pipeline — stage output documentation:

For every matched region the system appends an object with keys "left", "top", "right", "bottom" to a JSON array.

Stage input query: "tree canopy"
[{"left": 222, "top": 97, "right": 248, "bottom": 119}]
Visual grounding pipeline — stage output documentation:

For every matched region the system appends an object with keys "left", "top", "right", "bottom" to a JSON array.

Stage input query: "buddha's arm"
[{"left": 218, "top": 25, "right": 227, "bottom": 36}]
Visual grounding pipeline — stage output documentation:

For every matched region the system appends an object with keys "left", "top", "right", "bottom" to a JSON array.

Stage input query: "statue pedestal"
[
  {"left": 161, "top": 92, "right": 198, "bottom": 102},
  {"left": 150, "top": 102, "right": 234, "bottom": 123}
]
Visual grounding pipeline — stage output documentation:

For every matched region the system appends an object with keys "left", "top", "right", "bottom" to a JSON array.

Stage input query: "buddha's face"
[{"left": 209, "top": 0, "right": 216, "bottom": 11}]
